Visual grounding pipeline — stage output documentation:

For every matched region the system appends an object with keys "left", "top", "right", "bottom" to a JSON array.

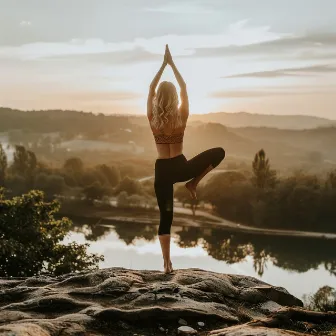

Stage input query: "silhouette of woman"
[{"left": 147, "top": 45, "right": 225, "bottom": 273}]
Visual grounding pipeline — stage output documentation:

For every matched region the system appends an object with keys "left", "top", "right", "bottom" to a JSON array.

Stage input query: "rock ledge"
[{"left": 0, "top": 268, "right": 335, "bottom": 335}]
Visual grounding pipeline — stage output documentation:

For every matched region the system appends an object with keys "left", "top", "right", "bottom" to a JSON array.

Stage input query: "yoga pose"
[{"left": 147, "top": 45, "right": 225, "bottom": 274}]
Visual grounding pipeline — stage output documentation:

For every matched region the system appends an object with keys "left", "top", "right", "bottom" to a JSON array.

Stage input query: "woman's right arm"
[
  {"left": 166, "top": 46, "right": 189, "bottom": 121},
  {"left": 147, "top": 61, "right": 166, "bottom": 120}
]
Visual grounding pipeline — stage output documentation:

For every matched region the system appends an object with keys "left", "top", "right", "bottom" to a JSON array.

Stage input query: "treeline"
[
  {"left": 0, "top": 143, "right": 156, "bottom": 208},
  {"left": 2, "top": 142, "right": 336, "bottom": 233},
  {"left": 175, "top": 149, "right": 336, "bottom": 233},
  {"left": 0, "top": 107, "right": 130, "bottom": 136}
]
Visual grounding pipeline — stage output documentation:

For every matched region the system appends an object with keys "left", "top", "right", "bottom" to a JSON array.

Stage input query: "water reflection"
[{"left": 71, "top": 219, "right": 336, "bottom": 278}]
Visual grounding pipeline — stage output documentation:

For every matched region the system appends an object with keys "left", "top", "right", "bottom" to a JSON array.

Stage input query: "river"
[{"left": 64, "top": 217, "right": 336, "bottom": 301}]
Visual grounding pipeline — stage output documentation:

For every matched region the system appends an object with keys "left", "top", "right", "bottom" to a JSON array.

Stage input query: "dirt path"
[
  {"left": 173, "top": 206, "right": 336, "bottom": 239},
  {"left": 136, "top": 174, "right": 336, "bottom": 240}
]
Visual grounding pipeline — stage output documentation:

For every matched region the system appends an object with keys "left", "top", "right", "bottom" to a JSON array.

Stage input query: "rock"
[
  {"left": 119, "top": 321, "right": 130, "bottom": 329},
  {"left": 178, "top": 326, "right": 197, "bottom": 335},
  {"left": 179, "top": 318, "right": 188, "bottom": 325},
  {"left": 0, "top": 267, "right": 333, "bottom": 336},
  {"left": 0, "top": 323, "right": 50, "bottom": 336},
  {"left": 260, "top": 300, "right": 282, "bottom": 313},
  {"left": 209, "top": 325, "right": 305, "bottom": 336}
]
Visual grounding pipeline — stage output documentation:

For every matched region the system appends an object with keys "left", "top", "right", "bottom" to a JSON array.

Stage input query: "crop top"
[{"left": 153, "top": 132, "right": 184, "bottom": 144}]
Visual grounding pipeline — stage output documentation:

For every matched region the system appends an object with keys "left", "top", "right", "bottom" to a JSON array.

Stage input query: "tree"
[
  {"left": 11, "top": 145, "right": 37, "bottom": 177},
  {"left": 34, "top": 173, "right": 67, "bottom": 199},
  {"left": 0, "top": 143, "right": 7, "bottom": 186},
  {"left": 304, "top": 286, "right": 336, "bottom": 312},
  {"left": 83, "top": 181, "right": 106, "bottom": 202},
  {"left": 114, "top": 176, "right": 143, "bottom": 196},
  {"left": 251, "top": 149, "right": 277, "bottom": 189},
  {"left": 96, "top": 164, "right": 120, "bottom": 187},
  {"left": 116, "top": 191, "right": 130, "bottom": 208},
  {"left": 63, "top": 157, "right": 84, "bottom": 173},
  {"left": 174, "top": 185, "right": 199, "bottom": 216},
  {"left": 0, "top": 189, "right": 103, "bottom": 277}
]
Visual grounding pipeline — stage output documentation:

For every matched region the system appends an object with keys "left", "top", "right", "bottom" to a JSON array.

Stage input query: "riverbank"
[
  {"left": 59, "top": 201, "right": 336, "bottom": 240},
  {"left": 1, "top": 268, "right": 335, "bottom": 336}
]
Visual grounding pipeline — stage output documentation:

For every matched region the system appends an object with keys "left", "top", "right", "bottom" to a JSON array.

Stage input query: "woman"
[{"left": 147, "top": 45, "right": 225, "bottom": 274}]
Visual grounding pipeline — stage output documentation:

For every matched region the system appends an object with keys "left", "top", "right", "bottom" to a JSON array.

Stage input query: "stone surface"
[
  {"left": 179, "top": 318, "right": 188, "bottom": 325},
  {"left": 260, "top": 301, "right": 283, "bottom": 313},
  {"left": 178, "top": 326, "right": 198, "bottom": 335},
  {"left": 210, "top": 325, "right": 309, "bottom": 336},
  {"left": 0, "top": 267, "right": 334, "bottom": 336}
]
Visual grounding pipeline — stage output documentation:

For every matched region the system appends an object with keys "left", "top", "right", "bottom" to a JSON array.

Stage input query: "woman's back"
[{"left": 149, "top": 115, "right": 186, "bottom": 159}]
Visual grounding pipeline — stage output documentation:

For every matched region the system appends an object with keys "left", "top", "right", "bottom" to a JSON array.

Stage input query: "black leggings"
[{"left": 154, "top": 147, "right": 225, "bottom": 235}]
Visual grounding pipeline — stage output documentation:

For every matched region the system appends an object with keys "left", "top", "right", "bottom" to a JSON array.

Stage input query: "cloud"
[
  {"left": 210, "top": 88, "right": 336, "bottom": 99},
  {"left": 50, "top": 47, "right": 163, "bottom": 65},
  {"left": 0, "top": 21, "right": 288, "bottom": 62},
  {"left": 193, "top": 33, "right": 336, "bottom": 59},
  {"left": 58, "top": 91, "right": 142, "bottom": 102},
  {"left": 19, "top": 21, "right": 32, "bottom": 26},
  {"left": 144, "top": 2, "right": 215, "bottom": 14},
  {"left": 224, "top": 64, "right": 336, "bottom": 78}
]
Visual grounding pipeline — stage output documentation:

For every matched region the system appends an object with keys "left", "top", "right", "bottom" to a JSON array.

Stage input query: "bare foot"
[
  {"left": 168, "top": 261, "right": 174, "bottom": 273},
  {"left": 164, "top": 261, "right": 174, "bottom": 274},
  {"left": 185, "top": 181, "right": 197, "bottom": 200}
]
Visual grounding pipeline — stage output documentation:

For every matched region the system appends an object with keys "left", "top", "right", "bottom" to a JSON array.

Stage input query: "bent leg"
[
  {"left": 176, "top": 147, "right": 225, "bottom": 182},
  {"left": 176, "top": 147, "right": 225, "bottom": 200}
]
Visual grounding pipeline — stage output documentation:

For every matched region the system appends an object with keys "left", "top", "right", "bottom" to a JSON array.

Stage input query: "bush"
[
  {"left": 0, "top": 189, "right": 103, "bottom": 277},
  {"left": 304, "top": 286, "right": 336, "bottom": 312}
]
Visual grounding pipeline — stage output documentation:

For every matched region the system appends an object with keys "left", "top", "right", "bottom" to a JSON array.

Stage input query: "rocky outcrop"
[{"left": 0, "top": 268, "right": 335, "bottom": 335}]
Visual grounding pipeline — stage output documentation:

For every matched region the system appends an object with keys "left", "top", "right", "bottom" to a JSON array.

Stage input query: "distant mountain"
[
  {"left": 189, "top": 112, "right": 335, "bottom": 130},
  {"left": 232, "top": 126, "right": 336, "bottom": 161}
]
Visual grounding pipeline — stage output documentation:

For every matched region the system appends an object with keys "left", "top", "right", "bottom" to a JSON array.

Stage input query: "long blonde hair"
[{"left": 150, "top": 81, "right": 183, "bottom": 130}]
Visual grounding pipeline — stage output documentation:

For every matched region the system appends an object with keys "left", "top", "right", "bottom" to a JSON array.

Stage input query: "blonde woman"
[{"left": 147, "top": 45, "right": 225, "bottom": 273}]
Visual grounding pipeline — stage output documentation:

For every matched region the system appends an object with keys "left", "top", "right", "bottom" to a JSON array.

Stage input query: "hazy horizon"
[{"left": 1, "top": 0, "right": 335, "bottom": 117}]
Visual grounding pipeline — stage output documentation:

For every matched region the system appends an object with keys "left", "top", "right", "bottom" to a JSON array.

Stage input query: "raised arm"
[
  {"left": 147, "top": 60, "right": 167, "bottom": 120},
  {"left": 166, "top": 45, "right": 189, "bottom": 121}
]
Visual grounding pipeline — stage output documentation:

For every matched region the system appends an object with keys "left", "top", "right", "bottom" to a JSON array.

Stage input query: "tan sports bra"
[{"left": 153, "top": 132, "right": 184, "bottom": 144}]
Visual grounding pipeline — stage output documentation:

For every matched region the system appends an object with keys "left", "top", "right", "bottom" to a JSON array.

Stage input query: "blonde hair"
[{"left": 150, "top": 81, "right": 183, "bottom": 130}]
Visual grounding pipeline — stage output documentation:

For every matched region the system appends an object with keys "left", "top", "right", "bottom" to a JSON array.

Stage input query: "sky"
[{"left": 0, "top": 0, "right": 335, "bottom": 117}]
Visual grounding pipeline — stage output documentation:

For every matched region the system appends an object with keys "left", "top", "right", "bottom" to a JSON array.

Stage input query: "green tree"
[
  {"left": 63, "top": 157, "right": 84, "bottom": 173},
  {"left": 83, "top": 181, "right": 106, "bottom": 202},
  {"left": 0, "top": 143, "right": 7, "bottom": 186},
  {"left": 304, "top": 286, "right": 336, "bottom": 312},
  {"left": 251, "top": 149, "right": 277, "bottom": 189},
  {"left": 34, "top": 173, "right": 67, "bottom": 199},
  {"left": 174, "top": 185, "right": 199, "bottom": 216},
  {"left": 115, "top": 176, "right": 143, "bottom": 196},
  {"left": 0, "top": 189, "right": 103, "bottom": 277},
  {"left": 10, "top": 145, "right": 37, "bottom": 188},
  {"left": 96, "top": 164, "right": 120, "bottom": 187},
  {"left": 116, "top": 191, "right": 130, "bottom": 208}
]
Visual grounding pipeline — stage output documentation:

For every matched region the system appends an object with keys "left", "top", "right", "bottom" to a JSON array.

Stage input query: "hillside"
[
  {"left": 232, "top": 126, "right": 336, "bottom": 161},
  {"left": 1, "top": 107, "right": 335, "bottom": 171},
  {"left": 189, "top": 112, "right": 335, "bottom": 130}
]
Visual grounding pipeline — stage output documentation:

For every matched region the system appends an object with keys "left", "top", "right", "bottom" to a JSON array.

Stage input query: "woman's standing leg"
[
  {"left": 177, "top": 147, "right": 225, "bottom": 199},
  {"left": 154, "top": 180, "right": 174, "bottom": 273}
]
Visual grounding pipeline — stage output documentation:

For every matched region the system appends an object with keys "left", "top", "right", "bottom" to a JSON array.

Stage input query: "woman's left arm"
[{"left": 147, "top": 61, "right": 167, "bottom": 120}]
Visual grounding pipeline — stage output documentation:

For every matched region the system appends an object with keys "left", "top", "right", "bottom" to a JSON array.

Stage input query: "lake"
[{"left": 64, "top": 217, "right": 336, "bottom": 300}]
